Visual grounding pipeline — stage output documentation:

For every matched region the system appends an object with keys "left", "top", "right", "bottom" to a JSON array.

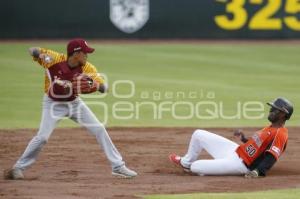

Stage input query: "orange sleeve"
[
  {"left": 266, "top": 128, "right": 288, "bottom": 160},
  {"left": 33, "top": 48, "right": 66, "bottom": 68},
  {"left": 82, "top": 62, "right": 105, "bottom": 84}
]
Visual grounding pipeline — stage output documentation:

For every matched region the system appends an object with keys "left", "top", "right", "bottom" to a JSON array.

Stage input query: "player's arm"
[
  {"left": 28, "top": 47, "right": 66, "bottom": 68},
  {"left": 245, "top": 152, "right": 277, "bottom": 178},
  {"left": 82, "top": 62, "right": 108, "bottom": 93},
  {"left": 233, "top": 129, "right": 248, "bottom": 143},
  {"left": 246, "top": 129, "right": 288, "bottom": 178},
  {"left": 254, "top": 152, "right": 277, "bottom": 176}
]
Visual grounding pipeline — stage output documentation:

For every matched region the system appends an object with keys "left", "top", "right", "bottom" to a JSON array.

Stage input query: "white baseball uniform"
[{"left": 180, "top": 129, "right": 249, "bottom": 175}]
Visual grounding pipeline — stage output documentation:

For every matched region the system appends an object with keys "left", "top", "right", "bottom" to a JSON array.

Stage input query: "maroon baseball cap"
[{"left": 67, "top": 38, "right": 95, "bottom": 55}]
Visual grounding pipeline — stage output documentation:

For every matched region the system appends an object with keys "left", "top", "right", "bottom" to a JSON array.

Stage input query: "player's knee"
[
  {"left": 35, "top": 135, "right": 49, "bottom": 144},
  {"left": 192, "top": 129, "right": 206, "bottom": 139},
  {"left": 88, "top": 124, "right": 106, "bottom": 136}
]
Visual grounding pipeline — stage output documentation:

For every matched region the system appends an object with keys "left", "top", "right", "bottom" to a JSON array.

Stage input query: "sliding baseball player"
[{"left": 170, "top": 98, "right": 293, "bottom": 178}]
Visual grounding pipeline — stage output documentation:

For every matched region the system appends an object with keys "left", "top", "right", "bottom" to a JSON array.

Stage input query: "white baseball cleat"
[
  {"left": 112, "top": 165, "right": 137, "bottom": 179},
  {"left": 4, "top": 168, "right": 24, "bottom": 180}
]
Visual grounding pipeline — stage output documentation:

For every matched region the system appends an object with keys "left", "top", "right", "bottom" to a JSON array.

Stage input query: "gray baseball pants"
[{"left": 14, "top": 95, "right": 124, "bottom": 171}]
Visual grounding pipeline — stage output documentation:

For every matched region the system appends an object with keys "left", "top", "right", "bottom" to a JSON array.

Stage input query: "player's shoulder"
[
  {"left": 39, "top": 48, "right": 67, "bottom": 66},
  {"left": 274, "top": 127, "right": 288, "bottom": 141},
  {"left": 82, "top": 61, "right": 98, "bottom": 71},
  {"left": 264, "top": 125, "right": 288, "bottom": 133},
  {"left": 83, "top": 61, "right": 96, "bottom": 67},
  {"left": 278, "top": 127, "right": 288, "bottom": 135}
]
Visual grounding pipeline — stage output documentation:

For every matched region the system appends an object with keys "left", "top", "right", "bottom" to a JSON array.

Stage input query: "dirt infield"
[{"left": 1, "top": 127, "right": 300, "bottom": 199}]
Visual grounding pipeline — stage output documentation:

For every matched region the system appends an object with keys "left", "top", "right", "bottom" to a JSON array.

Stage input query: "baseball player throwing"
[
  {"left": 169, "top": 98, "right": 293, "bottom": 178},
  {"left": 4, "top": 39, "right": 137, "bottom": 179}
]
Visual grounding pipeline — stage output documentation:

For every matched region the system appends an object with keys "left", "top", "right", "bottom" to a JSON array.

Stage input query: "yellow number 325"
[{"left": 215, "top": 0, "right": 300, "bottom": 31}]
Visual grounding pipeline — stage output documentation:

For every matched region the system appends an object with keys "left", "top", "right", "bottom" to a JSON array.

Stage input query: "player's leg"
[
  {"left": 13, "top": 95, "right": 68, "bottom": 171},
  {"left": 190, "top": 153, "right": 248, "bottom": 176},
  {"left": 70, "top": 98, "right": 136, "bottom": 178},
  {"left": 180, "top": 129, "right": 239, "bottom": 168}
]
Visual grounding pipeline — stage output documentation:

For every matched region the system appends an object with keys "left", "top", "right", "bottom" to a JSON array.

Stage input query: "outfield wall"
[{"left": 1, "top": 0, "right": 300, "bottom": 39}]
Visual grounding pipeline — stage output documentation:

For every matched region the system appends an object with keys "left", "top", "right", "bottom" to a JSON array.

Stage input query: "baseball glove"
[{"left": 72, "top": 74, "right": 98, "bottom": 94}]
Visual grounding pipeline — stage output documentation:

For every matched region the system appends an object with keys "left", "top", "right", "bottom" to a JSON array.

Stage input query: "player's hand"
[
  {"left": 245, "top": 169, "right": 260, "bottom": 178},
  {"left": 99, "top": 83, "right": 108, "bottom": 93},
  {"left": 72, "top": 74, "right": 99, "bottom": 94},
  {"left": 233, "top": 129, "right": 245, "bottom": 141},
  {"left": 233, "top": 129, "right": 243, "bottom": 137}
]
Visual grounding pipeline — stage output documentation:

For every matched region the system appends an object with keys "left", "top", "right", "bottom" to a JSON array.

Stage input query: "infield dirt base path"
[{"left": 1, "top": 127, "right": 300, "bottom": 199}]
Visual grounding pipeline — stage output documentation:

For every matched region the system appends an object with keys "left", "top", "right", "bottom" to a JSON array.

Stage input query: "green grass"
[
  {"left": 144, "top": 188, "right": 300, "bottom": 199},
  {"left": 0, "top": 42, "right": 299, "bottom": 128}
]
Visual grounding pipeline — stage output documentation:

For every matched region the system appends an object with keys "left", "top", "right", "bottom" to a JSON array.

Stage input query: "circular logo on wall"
[{"left": 110, "top": 0, "right": 150, "bottom": 34}]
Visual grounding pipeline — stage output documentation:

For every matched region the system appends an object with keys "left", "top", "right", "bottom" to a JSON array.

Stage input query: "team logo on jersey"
[
  {"left": 252, "top": 134, "right": 262, "bottom": 147},
  {"left": 110, "top": 0, "right": 150, "bottom": 34}
]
